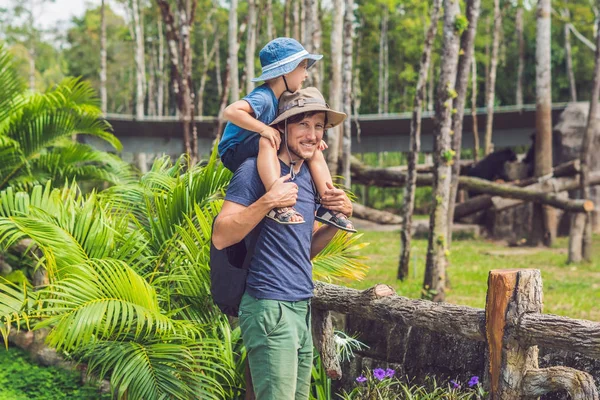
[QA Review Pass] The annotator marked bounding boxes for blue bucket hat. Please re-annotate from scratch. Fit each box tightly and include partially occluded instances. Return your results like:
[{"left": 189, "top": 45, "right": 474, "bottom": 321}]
[{"left": 252, "top": 37, "right": 323, "bottom": 83}]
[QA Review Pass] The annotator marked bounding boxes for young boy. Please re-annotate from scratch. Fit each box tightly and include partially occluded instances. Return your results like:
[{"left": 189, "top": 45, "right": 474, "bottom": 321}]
[{"left": 218, "top": 37, "right": 355, "bottom": 233}]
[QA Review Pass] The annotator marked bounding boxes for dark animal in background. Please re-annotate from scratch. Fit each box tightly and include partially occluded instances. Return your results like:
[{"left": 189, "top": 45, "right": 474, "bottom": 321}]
[{"left": 467, "top": 148, "right": 518, "bottom": 182}]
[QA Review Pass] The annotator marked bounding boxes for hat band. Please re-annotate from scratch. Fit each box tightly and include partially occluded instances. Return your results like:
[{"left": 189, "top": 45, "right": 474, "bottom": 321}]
[
  {"left": 279, "top": 98, "right": 327, "bottom": 113},
  {"left": 262, "top": 50, "right": 309, "bottom": 73}
]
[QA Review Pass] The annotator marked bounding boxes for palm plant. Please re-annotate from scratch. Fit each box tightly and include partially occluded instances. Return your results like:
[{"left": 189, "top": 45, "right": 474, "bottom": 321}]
[
  {"left": 0, "top": 44, "right": 134, "bottom": 191},
  {"left": 0, "top": 149, "right": 369, "bottom": 399}
]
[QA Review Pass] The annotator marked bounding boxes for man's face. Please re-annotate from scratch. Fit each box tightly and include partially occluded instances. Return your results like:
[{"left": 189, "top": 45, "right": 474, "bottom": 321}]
[{"left": 284, "top": 112, "right": 326, "bottom": 160}]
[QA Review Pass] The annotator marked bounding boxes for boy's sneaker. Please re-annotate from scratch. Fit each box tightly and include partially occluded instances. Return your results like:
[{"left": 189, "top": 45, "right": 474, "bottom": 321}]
[
  {"left": 315, "top": 207, "right": 357, "bottom": 233},
  {"left": 266, "top": 207, "right": 305, "bottom": 225}
]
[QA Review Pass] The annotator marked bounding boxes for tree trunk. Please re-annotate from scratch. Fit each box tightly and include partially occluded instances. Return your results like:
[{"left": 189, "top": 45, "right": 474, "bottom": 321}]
[
  {"left": 132, "top": 0, "right": 146, "bottom": 119},
  {"left": 398, "top": 0, "right": 442, "bottom": 281},
  {"left": 156, "top": 0, "right": 198, "bottom": 162},
  {"left": 327, "top": 0, "right": 344, "bottom": 176},
  {"left": 312, "top": 1, "right": 321, "bottom": 91},
  {"left": 471, "top": 56, "right": 480, "bottom": 162},
  {"left": 28, "top": 2, "right": 35, "bottom": 91},
  {"left": 484, "top": 0, "right": 501, "bottom": 155},
  {"left": 266, "top": 0, "right": 274, "bottom": 40},
  {"left": 427, "top": 59, "right": 435, "bottom": 112},
  {"left": 228, "top": 0, "right": 239, "bottom": 102},
  {"left": 447, "top": 0, "right": 481, "bottom": 245},
  {"left": 301, "top": 0, "right": 307, "bottom": 44},
  {"left": 100, "top": 0, "right": 107, "bottom": 114},
  {"left": 284, "top": 0, "right": 291, "bottom": 37},
  {"left": 216, "top": 37, "right": 222, "bottom": 99},
  {"left": 531, "top": 0, "right": 555, "bottom": 247},
  {"left": 423, "top": 0, "right": 461, "bottom": 302},
  {"left": 148, "top": 43, "right": 157, "bottom": 116},
  {"left": 157, "top": 18, "right": 165, "bottom": 117},
  {"left": 516, "top": 0, "right": 525, "bottom": 108},
  {"left": 569, "top": 13, "right": 600, "bottom": 263},
  {"left": 340, "top": 0, "right": 354, "bottom": 188},
  {"left": 198, "top": 34, "right": 219, "bottom": 117},
  {"left": 563, "top": 6, "right": 578, "bottom": 102},
  {"left": 245, "top": 0, "right": 257, "bottom": 94},
  {"left": 293, "top": 0, "right": 300, "bottom": 41},
  {"left": 378, "top": 7, "right": 389, "bottom": 115}
]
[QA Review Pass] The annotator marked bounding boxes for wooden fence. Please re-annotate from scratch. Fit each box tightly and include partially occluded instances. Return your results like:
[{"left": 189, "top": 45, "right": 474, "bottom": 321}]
[{"left": 312, "top": 269, "right": 600, "bottom": 399}]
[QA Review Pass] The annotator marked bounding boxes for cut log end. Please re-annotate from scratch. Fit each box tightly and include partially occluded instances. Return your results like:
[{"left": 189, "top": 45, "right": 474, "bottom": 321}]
[
  {"left": 363, "top": 284, "right": 396, "bottom": 300},
  {"left": 583, "top": 200, "right": 595, "bottom": 212}
]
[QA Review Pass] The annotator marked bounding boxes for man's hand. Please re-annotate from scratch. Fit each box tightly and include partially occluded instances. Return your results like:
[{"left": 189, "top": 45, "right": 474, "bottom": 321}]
[
  {"left": 265, "top": 174, "right": 299, "bottom": 208},
  {"left": 320, "top": 182, "right": 353, "bottom": 216},
  {"left": 259, "top": 126, "right": 282, "bottom": 149}
]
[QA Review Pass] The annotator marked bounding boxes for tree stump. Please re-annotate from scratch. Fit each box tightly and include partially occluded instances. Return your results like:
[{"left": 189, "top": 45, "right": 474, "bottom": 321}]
[{"left": 486, "top": 269, "right": 599, "bottom": 399}]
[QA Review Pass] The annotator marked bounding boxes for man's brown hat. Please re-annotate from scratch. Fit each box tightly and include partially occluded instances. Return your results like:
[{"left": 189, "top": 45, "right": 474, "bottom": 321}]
[{"left": 270, "top": 87, "right": 346, "bottom": 129}]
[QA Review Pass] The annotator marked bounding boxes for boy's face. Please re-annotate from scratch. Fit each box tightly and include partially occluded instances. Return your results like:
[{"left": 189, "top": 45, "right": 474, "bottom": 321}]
[{"left": 284, "top": 60, "right": 309, "bottom": 92}]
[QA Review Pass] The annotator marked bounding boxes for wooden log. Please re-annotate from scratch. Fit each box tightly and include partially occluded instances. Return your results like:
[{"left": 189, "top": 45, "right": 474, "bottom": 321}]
[
  {"left": 311, "top": 309, "right": 342, "bottom": 380},
  {"left": 312, "top": 282, "right": 486, "bottom": 342},
  {"left": 454, "top": 195, "right": 493, "bottom": 220},
  {"left": 352, "top": 203, "right": 402, "bottom": 224},
  {"left": 514, "top": 159, "right": 581, "bottom": 187},
  {"left": 516, "top": 313, "right": 600, "bottom": 360},
  {"left": 485, "top": 269, "right": 543, "bottom": 399},
  {"left": 522, "top": 366, "right": 599, "bottom": 399},
  {"left": 351, "top": 158, "right": 595, "bottom": 212}
]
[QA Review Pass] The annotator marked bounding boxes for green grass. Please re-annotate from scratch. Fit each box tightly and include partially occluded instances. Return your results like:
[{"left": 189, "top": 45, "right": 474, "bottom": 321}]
[
  {"left": 346, "top": 230, "right": 600, "bottom": 321},
  {"left": 0, "top": 346, "right": 110, "bottom": 400}
]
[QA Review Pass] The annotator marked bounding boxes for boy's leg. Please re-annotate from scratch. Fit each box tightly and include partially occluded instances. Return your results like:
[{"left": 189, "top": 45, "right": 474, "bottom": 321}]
[
  {"left": 258, "top": 137, "right": 304, "bottom": 224},
  {"left": 239, "top": 294, "right": 299, "bottom": 400},
  {"left": 307, "top": 150, "right": 356, "bottom": 233}
]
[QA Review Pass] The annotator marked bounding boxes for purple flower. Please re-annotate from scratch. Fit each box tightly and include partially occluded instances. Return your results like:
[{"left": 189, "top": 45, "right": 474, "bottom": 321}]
[
  {"left": 385, "top": 368, "right": 395, "bottom": 378},
  {"left": 373, "top": 368, "right": 386, "bottom": 381},
  {"left": 356, "top": 375, "right": 367, "bottom": 383},
  {"left": 468, "top": 376, "right": 480, "bottom": 387},
  {"left": 450, "top": 380, "right": 461, "bottom": 389}
]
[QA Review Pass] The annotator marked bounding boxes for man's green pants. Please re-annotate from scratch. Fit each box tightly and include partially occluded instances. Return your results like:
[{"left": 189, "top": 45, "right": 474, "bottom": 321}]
[{"left": 239, "top": 292, "right": 313, "bottom": 400}]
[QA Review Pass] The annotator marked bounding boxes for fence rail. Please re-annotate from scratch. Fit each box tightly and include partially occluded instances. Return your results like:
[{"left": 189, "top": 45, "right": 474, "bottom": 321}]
[{"left": 312, "top": 269, "right": 600, "bottom": 399}]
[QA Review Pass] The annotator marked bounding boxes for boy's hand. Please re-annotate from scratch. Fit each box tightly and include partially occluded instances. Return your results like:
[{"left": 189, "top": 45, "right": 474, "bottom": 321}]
[
  {"left": 318, "top": 140, "right": 328, "bottom": 151},
  {"left": 259, "top": 127, "right": 282, "bottom": 149}
]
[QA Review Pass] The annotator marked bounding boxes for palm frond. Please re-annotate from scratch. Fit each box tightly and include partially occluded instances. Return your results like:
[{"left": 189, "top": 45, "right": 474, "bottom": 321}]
[
  {"left": 312, "top": 231, "right": 370, "bottom": 282},
  {"left": 0, "top": 45, "right": 26, "bottom": 124},
  {"left": 0, "top": 277, "right": 37, "bottom": 347}
]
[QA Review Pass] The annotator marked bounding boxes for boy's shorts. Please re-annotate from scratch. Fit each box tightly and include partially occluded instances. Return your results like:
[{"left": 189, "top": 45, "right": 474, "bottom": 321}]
[{"left": 221, "top": 134, "right": 261, "bottom": 172}]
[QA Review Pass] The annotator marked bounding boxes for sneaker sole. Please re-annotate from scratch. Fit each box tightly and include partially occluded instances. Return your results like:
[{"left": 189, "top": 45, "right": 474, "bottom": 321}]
[
  {"left": 265, "top": 214, "right": 305, "bottom": 225},
  {"left": 315, "top": 213, "right": 357, "bottom": 233}
]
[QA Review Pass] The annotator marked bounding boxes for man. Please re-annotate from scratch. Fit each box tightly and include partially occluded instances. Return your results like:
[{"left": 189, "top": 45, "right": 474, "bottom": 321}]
[{"left": 212, "top": 87, "right": 353, "bottom": 400}]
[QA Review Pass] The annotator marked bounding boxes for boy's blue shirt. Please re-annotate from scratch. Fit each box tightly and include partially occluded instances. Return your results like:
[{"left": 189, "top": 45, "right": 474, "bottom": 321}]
[{"left": 218, "top": 84, "right": 279, "bottom": 157}]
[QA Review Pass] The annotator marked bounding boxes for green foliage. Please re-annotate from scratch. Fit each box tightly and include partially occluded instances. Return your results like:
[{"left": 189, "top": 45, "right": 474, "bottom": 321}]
[
  {"left": 0, "top": 346, "right": 110, "bottom": 400},
  {"left": 454, "top": 14, "right": 469, "bottom": 35},
  {"left": 0, "top": 45, "right": 135, "bottom": 191}
]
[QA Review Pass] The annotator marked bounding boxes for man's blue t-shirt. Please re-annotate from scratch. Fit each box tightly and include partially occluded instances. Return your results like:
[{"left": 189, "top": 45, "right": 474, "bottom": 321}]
[
  {"left": 225, "top": 157, "right": 318, "bottom": 301},
  {"left": 218, "top": 84, "right": 278, "bottom": 157}
]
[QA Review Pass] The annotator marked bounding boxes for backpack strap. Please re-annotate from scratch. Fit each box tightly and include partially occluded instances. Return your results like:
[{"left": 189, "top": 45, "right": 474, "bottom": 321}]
[{"left": 242, "top": 220, "right": 264, "bottom": 269}]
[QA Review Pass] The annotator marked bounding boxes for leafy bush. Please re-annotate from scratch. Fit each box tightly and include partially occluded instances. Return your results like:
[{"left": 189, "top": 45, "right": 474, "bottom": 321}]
[{"left": 0, "top": 346, "right": 110, "bottom": 400}]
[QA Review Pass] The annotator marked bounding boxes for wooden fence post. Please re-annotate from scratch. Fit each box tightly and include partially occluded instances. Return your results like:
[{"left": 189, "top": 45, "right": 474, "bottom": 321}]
[
  {"left": 312, "top": 309, "right": 342, "bottom": 379},
  {"left": 486, "top": 269, "right": 599, "bottom": 400}
]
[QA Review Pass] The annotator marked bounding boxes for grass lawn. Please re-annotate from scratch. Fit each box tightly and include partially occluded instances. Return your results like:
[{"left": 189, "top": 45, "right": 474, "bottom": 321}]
[{"left": 344, "top": 229, "right": 600, "bottom": 322}]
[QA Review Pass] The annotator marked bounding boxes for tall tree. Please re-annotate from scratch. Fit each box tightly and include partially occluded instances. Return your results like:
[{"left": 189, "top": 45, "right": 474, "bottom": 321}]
[
  {"left": 515, "top": 0, "right": 525, "bottom": 108},
  {"left": 340, "top": 0, "right": 354, "bottom": 188},
  {"left": 198, "top": 28, "right": 220, "bottom": 117},
  {"left": 284, "top": 0, "right": 291, "bottom": 37},
  {"left": 326, "top": 0, "right": 344, "bottom": 176},
  {"left": 245, "top": 0, "right": 257, "bottom": 94},
  {"left": 157, "top": 18, "right": 165, "bottom": 116},
  {"left": 422, "top": 0, "right": 461, "bottom": 302},
  {"left": 378, "top": 6, "right": 389, "bottom": 114},
  {"left": 129, "top": 0, "right": 146, "bottom": 119},
  {"left": 472, "top": 56, "right": 480, "bottom": 162},
  {"left": 447, "top": 0, "right": 481, "bottom": 245},
  {"left": 100, "top": 0, "right": 107, "bottom": 114},
  {"left": 562, "top": 5, "right": 578, "bottom": 102},
  {"left": 156, "top": 0, "right": 199, "bottom": 162},
  {"left": 397, "top": 0, "right": 442, "bottom": 281},
  {"left": 569, "top": 6, "right": 600, "bottom": 263},
  {"left": 531, "top": 0, "right": 556, "bottom": 247},
  {"left": 228, "top": 0, "right": 239, "bottom": 102},
  {"left": 293, "top": 0, "right": 300, "bottom": 40},
  {"left": 484, "top": 0, "right": 502, "bottom": 155},
  {"left": 266, "top": 0, "right": 274, "bottom": 40}
]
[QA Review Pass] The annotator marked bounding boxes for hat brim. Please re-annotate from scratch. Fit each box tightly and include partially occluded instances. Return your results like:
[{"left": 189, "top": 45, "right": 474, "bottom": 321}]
[
  {"left": 251, "top": 54, "right": 323, "bottom": 83},
  {"left": 269, "top": 104, "right": 346, "bottom": 129}
]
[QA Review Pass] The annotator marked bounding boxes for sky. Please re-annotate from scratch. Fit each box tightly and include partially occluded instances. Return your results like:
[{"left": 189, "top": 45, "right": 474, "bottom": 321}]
[{"left": 0, "top": 0, "right": 126, "bottom": 32}]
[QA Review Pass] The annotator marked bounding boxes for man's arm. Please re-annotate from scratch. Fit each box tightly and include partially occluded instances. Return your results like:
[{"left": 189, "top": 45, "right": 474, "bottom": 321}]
[
  {"left": 222, "top": 100, "right": 281, "bottom": 149},
  {"left": 212, "top": 174, "right": 298, "bottom": 250},
  {"left": 310, "top": 182, "right": 354, "bottom": 258}
]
